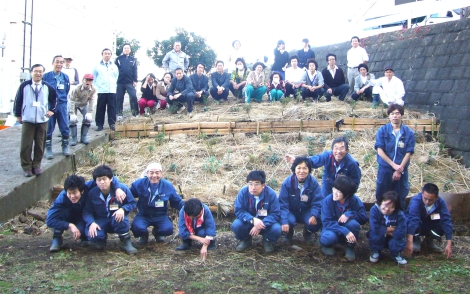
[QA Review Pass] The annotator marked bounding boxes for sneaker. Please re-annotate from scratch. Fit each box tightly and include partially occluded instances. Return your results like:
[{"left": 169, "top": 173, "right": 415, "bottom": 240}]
[
  {"left": 32, "top": 167, "right": 42, "bottom": 175},
  {"left": 369, "top": 251, "right": 380, "bottom": 263},
  {"left": 176, "top": 105, "right": 186, "bottom": 114},
  {"left": 95, "top": 126, "right": 103, "bottom": 131},
  {"left": 155, "top": 101, "right": 161, "bottom": 110},
  {"left": 24, "top": 170, "right": 33, "bottom": 177},
  {"left": 187, "top": 112, "right": 192, "bottom": 118},
  {"left": 144, "top": 107, "right": 150, "bottom": 117},
  {"left": 117, "top": 116, "right": 123, "bottom": 122},
  {"left": 393, "top": 254, "right": 408, "bottom": 265},
  {"left": 166, "top": 103, "right": 170, "bottom": 109}
]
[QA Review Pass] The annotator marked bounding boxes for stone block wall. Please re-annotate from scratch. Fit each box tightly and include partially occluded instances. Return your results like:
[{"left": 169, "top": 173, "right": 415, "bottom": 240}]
[{"left": 311, "top": 19, "right": 470, "bottom": 166}]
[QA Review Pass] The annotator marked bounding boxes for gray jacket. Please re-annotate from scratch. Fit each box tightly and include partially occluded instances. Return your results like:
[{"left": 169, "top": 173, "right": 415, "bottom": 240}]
[
  {"left": 14, "top": 80, "right": 57, "bottom": 124},
  {"left": 162, "top": 50, "right": 189, "bottom": 72}
]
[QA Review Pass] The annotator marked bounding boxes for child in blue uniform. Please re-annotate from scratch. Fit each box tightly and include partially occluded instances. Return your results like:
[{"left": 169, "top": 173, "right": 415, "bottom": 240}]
[
  {"left": 177, "top": 198, "right": 217, "bottom": 261},
  {"left": 320, "top": 175, "right": 367, "bottom": 261},
  {"left": 368, "top": 191, "right": 407, "bottom": 264}
]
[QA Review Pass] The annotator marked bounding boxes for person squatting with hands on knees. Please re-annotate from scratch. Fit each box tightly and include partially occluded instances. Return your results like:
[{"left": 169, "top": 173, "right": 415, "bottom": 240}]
[
  {"left": 232, "top": 170, "right": 282, "bottom": 253},
  {"left": 82, "top": 165, "right": 137, "bottom": 255},
  {"left": 279, "top": 156, "right": 323, "bottom": 244},
  {"left": 130, "top": 162, "right": 184, "bottom": 246}
]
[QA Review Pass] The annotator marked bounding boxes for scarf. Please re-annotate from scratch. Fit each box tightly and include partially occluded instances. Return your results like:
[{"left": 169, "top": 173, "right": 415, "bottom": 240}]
[{"left": 184, "top": 209, "right": 204, "bottom": 235}]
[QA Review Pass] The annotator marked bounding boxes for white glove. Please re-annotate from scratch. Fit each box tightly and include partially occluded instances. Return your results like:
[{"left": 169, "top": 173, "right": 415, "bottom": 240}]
[
  {"left": 84, "top": 113, "right": 93, "bottom": 123},
  {"left": 70, "top": 114, "right": 78, "bottom": 124}
]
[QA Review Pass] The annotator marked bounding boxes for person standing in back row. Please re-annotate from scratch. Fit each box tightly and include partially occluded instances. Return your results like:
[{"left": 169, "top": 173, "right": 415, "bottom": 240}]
[
  {"left": 14, "top": 64, "right": 56, "bottom": 177},
  {"left": 43, "top": 55, "right": 71, "bottom": 158},
  {"left": 347, "top": 36, "right": 368, "bottom": 94},
  {"left": 115, "top": 43, "right": 138, "bottom": 119},
  {"left": 93, "top": 48, "right": 119, "bottom": 131}
]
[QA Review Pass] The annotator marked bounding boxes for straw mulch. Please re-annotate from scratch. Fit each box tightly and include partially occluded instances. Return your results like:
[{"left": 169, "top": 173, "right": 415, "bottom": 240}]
[{"left": 76, "top": 97, "right": 470, "bottom": 213}]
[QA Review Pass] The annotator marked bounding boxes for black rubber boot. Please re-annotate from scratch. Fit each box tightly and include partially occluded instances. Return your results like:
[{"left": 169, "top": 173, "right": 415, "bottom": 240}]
[
  {"left": 69, "top": 125, "right": 77, "bottom": 146},
  {"left": 80, "top": 124, "right": 90, "bottom": 145},
  {"left": 61, "top": 139, "right": 71, "bottom": 157},
  {"left": 49, "top": 230, "right": 63, "bottom": 252},
  {"left": 139, "top": 232, "right": 149, "bottom": 246},
  {"left": 119, "top": 233, "right": 137, "bottom": 255},
  {"left": 236, "top": 236, "right": 252, "bottom": 252},
  {"left": 152, "top": 227, "right": 166, "bottom": 243},
  {"left": 176, "top": 239, "right": 192, "bottom": 251},
  {"left": 45, "top": 139, "right": 53, "bottom": 159},
  {"left": 208, "top": 239, "right": 216, "bottom": 250}
]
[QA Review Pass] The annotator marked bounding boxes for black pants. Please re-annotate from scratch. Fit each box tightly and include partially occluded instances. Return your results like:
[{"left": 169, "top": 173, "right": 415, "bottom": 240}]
[{"left": 95, "top": 93, "right": 116, "bottom": 130}]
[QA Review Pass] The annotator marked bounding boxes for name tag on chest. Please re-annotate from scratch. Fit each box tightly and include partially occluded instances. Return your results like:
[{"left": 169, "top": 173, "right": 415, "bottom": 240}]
[
  {"left": 109, "top": 204, "right": 119, "bottom": 211},
  {"left": 430, "top": 213, "right": 440, "bottom": 220},
  {"left": 301, "top": 195, "right": 309, "bottom": 202},
  {"left": 155, "top": 200, "right": 164, "bottom": 207},
  {"left": 57, "top": 84, "right": 65, "bottom": 90},
  {"left": 398, "top": 141, "right": 405, "bottom": 148},
  {"left": 258, "top": 209, "right": 267, "bottom": 217}
]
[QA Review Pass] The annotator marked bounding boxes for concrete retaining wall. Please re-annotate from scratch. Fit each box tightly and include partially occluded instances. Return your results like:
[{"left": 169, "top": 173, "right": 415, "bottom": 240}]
[
  {"left": 311, "top": 19, "right": 470, "bottom": 166},
  {"left": 0, "top": 126, "right": 109, "bottom": 223}
]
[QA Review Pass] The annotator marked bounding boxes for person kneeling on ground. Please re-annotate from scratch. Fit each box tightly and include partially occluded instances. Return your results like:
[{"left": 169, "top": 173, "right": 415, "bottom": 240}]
[
  {"left": 320, "top": 175, "right": 367, "bottom": 261},
  {"left": 46, "top": 174, "right": 127, "bottom": 252},
  {"left": 267, "top": 71, "right": 286, "bottom": 102},
  {"left": 83, "top": 165, "right": 138, "bottom": 255},
  {"left": 68, "top": 73, "right": 96, "bottom": 145},
  {"left": 368, "top": 191, "right": 407, "bottom": 265},
  {"left": 245, "top": 62, "right": 267, "bottom": 103},
  {"left": 279, "top": 156, "right": 323, "bottom": 244},
  {"left": 405, "top": 183, "right": 453, "bottom": 259},
  {"left": 130, "top": 163, "right": 183, "bottom": 246},
  {"left": 177, "top": 198, "right": 217, "bottom": 261},
  {"left": 232, "top": 170, "right": 281, "bottom": 253}
]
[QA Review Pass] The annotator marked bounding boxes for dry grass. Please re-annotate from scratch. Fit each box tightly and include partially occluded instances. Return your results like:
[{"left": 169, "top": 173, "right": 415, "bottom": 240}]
[{"left": 77, "top": 96, "right": 470, "bottom": 210}]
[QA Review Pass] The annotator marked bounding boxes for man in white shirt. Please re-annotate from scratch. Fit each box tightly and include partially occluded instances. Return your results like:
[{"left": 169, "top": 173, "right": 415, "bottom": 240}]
[
  {"left": 347, "top": 36, "right": 369, "bottom": 94},
  {"left": 372, "top": 65, "right": 406, "bottom": 107},
  {"left": 284, "top": 56, "right": 306, "bottom": 98}
]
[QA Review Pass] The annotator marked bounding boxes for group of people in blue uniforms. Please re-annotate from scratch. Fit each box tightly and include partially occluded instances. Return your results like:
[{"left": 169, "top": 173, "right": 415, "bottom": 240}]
[{"left": 46, "top": 103, "right": 454, "bottom": 264}]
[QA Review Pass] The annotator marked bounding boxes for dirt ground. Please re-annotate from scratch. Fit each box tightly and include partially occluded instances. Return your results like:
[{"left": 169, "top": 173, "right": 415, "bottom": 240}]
[{"left": 1, "top": 209, "right": 470, "bottom": 293}]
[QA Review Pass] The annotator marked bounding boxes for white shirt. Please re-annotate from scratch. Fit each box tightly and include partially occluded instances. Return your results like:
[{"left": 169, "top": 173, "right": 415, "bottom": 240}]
[
  {"left": 285, "top": 67, "right": 305, "bottom": 84},
  {"left": 328, "top": 65, "right": 338, "bottom": 79},
  {"left": 374, "top": 76, "right": 406, "bottom": 104},
  {"left": 347, "top": 46, "right": 369, "bottom": 67}
]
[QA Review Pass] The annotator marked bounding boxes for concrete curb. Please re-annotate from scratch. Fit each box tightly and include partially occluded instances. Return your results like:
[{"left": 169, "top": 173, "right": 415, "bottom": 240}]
[{"left": 0, "top": 129, "right": 109, "bottom": 222}]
